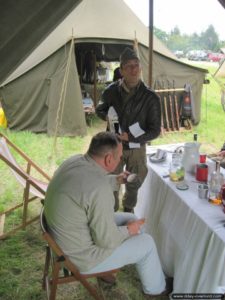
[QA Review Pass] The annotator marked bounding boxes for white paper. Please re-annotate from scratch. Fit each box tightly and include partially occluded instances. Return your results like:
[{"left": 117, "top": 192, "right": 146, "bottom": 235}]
[
  {"left": 108, "top": 106, "right": 119, "bottom": 133},
  {"left": 129, "top": 142, "right": 140, "bottom": 149},
  {"left": 129, "top": 122, "right": 145, "bottom": 138},
  {"left": 108, "top": 106, "right": 118, "bottom": 121}
]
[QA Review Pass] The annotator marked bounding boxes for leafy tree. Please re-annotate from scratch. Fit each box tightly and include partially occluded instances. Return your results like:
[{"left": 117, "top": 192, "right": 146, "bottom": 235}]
[
  {"left": 170, "top": 26, "right": 181, "bottom": 36},
  {"left": 190, "top": 33, "right": 201, "bottom": 50},
  {"left": 200, "top": 25, "right": 220, "bottom": 51},
  {"left": 154, "top": 24, "right": 222, "bottom": 53},
  {"left": 153, "top": 28, "right": 168, "bottom": 44},
  {"left": 167, "top": 34, "right": 183, "bottom": 51}
]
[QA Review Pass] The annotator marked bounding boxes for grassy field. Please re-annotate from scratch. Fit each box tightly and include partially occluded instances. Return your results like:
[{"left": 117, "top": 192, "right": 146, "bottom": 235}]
[{"left": 0, "top": 62, "right": 225, "bottom": 300}]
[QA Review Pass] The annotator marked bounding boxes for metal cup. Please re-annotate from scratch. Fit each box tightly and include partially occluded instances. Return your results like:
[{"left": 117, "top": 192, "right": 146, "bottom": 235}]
[{"left": 198, "top": 184, "right": 208, "bottom": 199}]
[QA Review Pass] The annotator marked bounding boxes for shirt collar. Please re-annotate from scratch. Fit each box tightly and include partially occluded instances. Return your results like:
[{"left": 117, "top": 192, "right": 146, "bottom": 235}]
[
  {"left": 120, "top": 78, "right": 141, "bottom": 93},
  {"left": 84, "top": 153, "right": 108, "bottom": 175}
]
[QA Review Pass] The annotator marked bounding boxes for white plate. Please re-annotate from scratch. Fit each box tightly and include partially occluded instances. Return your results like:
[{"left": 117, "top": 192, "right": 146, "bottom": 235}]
[
  {"left": 176, "top": 182, "right": 189, "bottom": 190},
  {"left": 149, "top": 153, "right": 166, "bottom": 163}
]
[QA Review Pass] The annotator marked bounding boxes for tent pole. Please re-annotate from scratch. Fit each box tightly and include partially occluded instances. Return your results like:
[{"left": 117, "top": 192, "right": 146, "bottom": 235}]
[
  {"left": 148, "top": 0, "right": 154, "bottom": 88},
  {"left": 93, "top": 52, "right": 97, "bottom": 107},
  {"left": 80, "top": 53, "right": 83, "bottom": 84}
]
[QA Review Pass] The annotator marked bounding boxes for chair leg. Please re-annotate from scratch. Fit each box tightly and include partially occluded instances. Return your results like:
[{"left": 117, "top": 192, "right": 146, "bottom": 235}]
[
  {"left": 22, "top": 184, "right": 30, "bottom": 228},
  {"left": 96, "top": 278, "right": 106, "bottom": 300},
  {"left": 22, "top": 201, "right": 28, "bottom": 228},
  {"left": 78, "top": 276, "right": 104, "bottom": 300},
  {"left": 49, "top": 262, "right": 61, "bottom": 300},
  {"left": 43, "top": 246, "right": 51, "bottom": 290},
  {"left": 0, "top": 214, "right": 5, "bottom": 237}
]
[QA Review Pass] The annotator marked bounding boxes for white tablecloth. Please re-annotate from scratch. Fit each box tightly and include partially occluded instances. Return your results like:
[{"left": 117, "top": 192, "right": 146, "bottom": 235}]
[{"left": 135, "top": 144, "right": 225, "bottom": 294}]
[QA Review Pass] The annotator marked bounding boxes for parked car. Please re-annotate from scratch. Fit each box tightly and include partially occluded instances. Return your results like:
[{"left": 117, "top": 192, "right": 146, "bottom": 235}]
[
  {"left": 197, "top": 50, "right": 208, "bottom": 61},
  {"left": 186, "top": 50, "right": 208, "bottom": 61},
  {"left": 174, "top": 50, "right": 185, "bottom": 59},
  {"left": 207, "top": 52, "right": 225, "bottom": 62}
]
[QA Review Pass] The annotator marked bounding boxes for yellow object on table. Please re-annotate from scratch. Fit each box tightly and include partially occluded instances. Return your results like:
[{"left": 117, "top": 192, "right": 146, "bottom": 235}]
[{"left": 0, "top": 108, "right": 7, "bottom": 128}]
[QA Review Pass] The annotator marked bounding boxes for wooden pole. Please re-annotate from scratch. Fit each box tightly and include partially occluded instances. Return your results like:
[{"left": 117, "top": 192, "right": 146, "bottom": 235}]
[
  {"left": 148, "top": 0, "right": 153, "bottom": 88},
  {"left": 80, "top": 54, "right": 83, "bottom": 84},
  {"left": 93, "top": 52, "right": 97, "bottom": 107}
]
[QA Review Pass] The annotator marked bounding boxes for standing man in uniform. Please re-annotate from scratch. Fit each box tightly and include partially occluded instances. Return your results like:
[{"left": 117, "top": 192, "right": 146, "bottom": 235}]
[{"left": 96, "top": 47, "right": 161, "bottom": 212}]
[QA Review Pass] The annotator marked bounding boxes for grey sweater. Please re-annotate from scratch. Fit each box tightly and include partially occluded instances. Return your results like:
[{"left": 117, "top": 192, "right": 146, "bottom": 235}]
[{"left": 44, "top": 154, "right": 129, "bottom": 272}]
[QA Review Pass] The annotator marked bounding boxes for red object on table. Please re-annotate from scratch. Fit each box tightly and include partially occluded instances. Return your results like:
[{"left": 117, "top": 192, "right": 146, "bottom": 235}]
[
  {"left": 196, "top": 163, "right": 208, "bottom": 182},
  {"left": 199, "top": 154, "right": 207, "bottom": 163}
]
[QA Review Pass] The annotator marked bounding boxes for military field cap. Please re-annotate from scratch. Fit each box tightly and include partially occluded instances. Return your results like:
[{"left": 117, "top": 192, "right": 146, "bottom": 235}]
[{"left": 120, "top": 47, "right": 139, "bottom": 65}]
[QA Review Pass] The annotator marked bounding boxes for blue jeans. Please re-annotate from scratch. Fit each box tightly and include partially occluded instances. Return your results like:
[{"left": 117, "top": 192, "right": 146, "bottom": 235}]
[{"left": 82, "top": 212, "right": 166, "bottom": 295}]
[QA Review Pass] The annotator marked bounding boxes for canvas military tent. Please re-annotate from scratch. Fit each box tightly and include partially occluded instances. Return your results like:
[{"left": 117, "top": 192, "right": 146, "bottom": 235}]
[
  {"left": 0, "top": 0, "right": 208, "bottom": 136},
  {"left": 214, "top": 58, "right": 225, "bottom": 78},
  {"left": 0, "top": 0, "right": 86, "bottom": 136}
]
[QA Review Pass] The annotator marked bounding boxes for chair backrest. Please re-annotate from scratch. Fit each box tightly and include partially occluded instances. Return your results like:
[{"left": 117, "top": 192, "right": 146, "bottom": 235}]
[
  {"left": 40, "top": 207, "right": 119, "bottom": 300},
  {"left": 40, "top": 207, "right": 81, "bottom": 274},
  {"left": 0, "top": 136, "right": 48, "bottom": 198},
  {"left": 0, "top": 134, "right": 51, "bottom": 239}
]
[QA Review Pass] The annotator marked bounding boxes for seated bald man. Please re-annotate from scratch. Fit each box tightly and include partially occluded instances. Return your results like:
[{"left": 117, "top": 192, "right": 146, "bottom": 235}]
[{"left": 44, "top": 132, "right": 172, "bottom": 297}]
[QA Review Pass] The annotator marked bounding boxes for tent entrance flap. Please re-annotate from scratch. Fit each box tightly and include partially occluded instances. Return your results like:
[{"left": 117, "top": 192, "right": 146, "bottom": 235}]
[{"left": 47, "top": 43, "right": 87, "bottom": 136}]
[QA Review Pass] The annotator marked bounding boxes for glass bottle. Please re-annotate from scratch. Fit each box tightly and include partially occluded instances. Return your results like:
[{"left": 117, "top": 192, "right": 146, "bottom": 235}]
[
  {"left": 169, "top": 153, "right": 185, "bottom": 182},
  {"left": 208, "top": 161, "right": 224, "bottom": 205},
  {"left": 193, "top": 133, "right": 198, "bottom": 142}
]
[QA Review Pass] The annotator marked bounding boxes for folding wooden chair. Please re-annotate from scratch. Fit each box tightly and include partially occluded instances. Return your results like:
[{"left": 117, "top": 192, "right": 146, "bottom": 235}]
[
  {"left": 40, "top": 207, "right": 120, "bottom": 300},
  {"left": 0, "top": 133, "right": 50, "bottom": 239}
]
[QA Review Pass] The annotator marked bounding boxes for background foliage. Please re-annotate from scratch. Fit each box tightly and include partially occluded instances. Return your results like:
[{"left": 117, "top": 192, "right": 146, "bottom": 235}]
[{"left": 154, "top": 24, "right": 224, "bottom": 52}]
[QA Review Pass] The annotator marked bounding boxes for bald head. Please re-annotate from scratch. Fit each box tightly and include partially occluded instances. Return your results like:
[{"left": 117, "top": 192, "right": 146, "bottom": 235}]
[
  {"left": 87, "top": 132, "right": 122, "bottom": 172},
  {"left": 87, "top": 132, "right": 121, "bottom": 158}
]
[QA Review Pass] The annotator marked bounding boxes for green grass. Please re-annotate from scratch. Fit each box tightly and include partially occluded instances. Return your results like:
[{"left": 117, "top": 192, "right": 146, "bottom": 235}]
[{"left": 0, "top": 63, "right": 225, "bottom": 299}]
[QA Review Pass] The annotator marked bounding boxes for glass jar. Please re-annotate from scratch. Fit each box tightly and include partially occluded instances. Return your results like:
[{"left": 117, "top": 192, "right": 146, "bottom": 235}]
[
  {"left": 208, "top": 161, "right": 224, "bottom": 205},
  {"left": 169, "top": 153, "right": 185, "bottom": 182}
]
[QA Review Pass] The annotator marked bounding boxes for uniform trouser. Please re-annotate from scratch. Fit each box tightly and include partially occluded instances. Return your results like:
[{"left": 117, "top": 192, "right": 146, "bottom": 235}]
[
  {"left": 113, "top": 144, "right": 148, "bottom": 211},
  {"left": 82, "top": 212, "right": 166, "bottom": 295}
]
